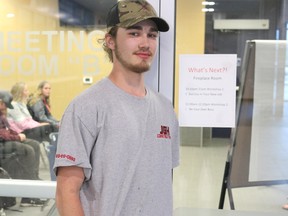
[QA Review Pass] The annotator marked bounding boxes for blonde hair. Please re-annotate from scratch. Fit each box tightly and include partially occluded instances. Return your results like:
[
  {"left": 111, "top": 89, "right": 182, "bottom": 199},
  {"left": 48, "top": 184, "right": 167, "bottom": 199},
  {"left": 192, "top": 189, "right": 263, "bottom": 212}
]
[
  {"left": 10, "top": 82, "right": 27, "bottom": 103},
  {"left": 28, "top": 80, "right": 50, "bottom": 106}
]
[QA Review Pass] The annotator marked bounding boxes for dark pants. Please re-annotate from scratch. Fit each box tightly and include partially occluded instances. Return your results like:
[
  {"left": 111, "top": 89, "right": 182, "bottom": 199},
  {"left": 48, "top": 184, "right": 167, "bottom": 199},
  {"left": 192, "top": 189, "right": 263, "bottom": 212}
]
[
  {"left": 0, "top": 139, "right": 40, "bottom": 180},
  {"left": 23, "top": 125, "right": 53, "bottom": 143}
]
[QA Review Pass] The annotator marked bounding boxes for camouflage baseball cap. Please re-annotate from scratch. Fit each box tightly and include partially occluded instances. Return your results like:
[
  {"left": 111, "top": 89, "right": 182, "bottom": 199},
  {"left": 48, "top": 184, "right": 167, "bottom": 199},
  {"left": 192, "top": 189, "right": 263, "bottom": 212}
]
[{"left": 106, "top": 0, "right": 169, "bottom": 32}]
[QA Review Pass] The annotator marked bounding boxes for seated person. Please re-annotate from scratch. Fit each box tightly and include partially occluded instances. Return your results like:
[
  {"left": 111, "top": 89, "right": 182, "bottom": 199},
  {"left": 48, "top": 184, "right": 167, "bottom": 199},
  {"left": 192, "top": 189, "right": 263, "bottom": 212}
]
[
  {"left": 0, "top": 90, "right": 45, "bottom": 206},
  {"left": 6, "top": 82, "right": 55, "bottom": 144},
  {"left": 7, "top": 82, "right": 57, "bottom": 181},
  {"left": 28, "top": 81, "right": 59, "bottom": 181},
  {"left": 28, "top": 81, "right": 59, "bottom": 128},
  {"left": 7, "top": 82, "right": 49, "bottom": 134}
]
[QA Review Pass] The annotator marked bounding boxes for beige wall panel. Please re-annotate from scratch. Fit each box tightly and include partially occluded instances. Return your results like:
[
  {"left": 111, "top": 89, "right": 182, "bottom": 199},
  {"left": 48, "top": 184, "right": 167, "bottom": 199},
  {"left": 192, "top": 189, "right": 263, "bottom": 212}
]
[
  {"left": 0, "top": 0, "right": 112, "bottom": 119},
  {"left": 175, "top": 0, "right": 205, "bottom": 113}
]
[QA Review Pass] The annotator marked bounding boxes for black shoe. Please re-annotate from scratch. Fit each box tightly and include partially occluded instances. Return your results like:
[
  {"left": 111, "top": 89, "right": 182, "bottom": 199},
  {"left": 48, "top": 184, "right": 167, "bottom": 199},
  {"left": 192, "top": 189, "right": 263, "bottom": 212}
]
[{"left": 20, "top": 198, "right": 46, "bottom": 207}]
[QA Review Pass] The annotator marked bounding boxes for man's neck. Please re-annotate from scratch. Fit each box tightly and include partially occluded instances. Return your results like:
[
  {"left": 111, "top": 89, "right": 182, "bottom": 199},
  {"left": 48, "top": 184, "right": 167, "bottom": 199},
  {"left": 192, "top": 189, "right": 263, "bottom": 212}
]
[{"left": 108, "top": 68, "right": 146, "bottom": 97}]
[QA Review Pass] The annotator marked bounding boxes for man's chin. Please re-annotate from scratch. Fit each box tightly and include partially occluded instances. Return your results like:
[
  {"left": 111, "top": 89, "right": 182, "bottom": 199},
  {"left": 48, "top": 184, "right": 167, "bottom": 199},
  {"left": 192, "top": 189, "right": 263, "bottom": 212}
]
[
  {"left": 133, "top": 67, "right": 151, "bottom": 73},
  {"left": 131, "top": 62, "right": 151, "bottom": 73}
]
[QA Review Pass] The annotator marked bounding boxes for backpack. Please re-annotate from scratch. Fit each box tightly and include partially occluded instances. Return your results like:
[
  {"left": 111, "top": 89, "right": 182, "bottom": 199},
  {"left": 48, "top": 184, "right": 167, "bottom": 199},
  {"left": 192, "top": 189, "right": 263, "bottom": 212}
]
[{"left": 0, "top": 167, "right": 16, "bottom": 209}]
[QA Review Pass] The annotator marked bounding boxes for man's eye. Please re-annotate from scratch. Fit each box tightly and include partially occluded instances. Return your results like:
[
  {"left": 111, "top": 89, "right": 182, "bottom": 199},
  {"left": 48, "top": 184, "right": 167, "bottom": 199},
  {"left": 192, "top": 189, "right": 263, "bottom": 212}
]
[
  {"left": 149, "top": 33, "right": 158, "bottom": 39},
  {"left": 129, "top": 32, "right": 139, "bottom": 36}
]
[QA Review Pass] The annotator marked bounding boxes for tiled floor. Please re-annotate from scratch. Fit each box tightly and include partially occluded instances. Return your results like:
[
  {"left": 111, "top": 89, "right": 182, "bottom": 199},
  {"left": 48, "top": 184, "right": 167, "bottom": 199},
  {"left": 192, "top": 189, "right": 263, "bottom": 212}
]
[
  {"left": 3, "top": 199, "right": 57, "bottom": 216},
  {"left": 173, "top": 138, "right": 288, "bottom": 214},
  {"left": 2, "top": 138, "right": 288, "bottom": 215}
]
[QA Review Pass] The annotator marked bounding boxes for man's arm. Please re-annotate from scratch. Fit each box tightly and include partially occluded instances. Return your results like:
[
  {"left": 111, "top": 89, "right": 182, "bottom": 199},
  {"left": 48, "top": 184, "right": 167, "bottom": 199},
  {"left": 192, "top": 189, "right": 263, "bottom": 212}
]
[{"left": 56, "top": 166, "right": 85, "bottom": 216}]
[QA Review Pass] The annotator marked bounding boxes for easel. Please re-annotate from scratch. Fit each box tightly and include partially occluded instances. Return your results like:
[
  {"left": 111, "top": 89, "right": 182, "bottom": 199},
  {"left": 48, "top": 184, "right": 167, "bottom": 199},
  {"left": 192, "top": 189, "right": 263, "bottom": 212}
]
[
  {"left": 218, "top": 40, "right": 288, "bottom": 210},
  {"left": 218, "top": 135, "right": 238, "bottom": 209},
  {"left": 217, "top": 40, "right": 253, "bottom": 210}
]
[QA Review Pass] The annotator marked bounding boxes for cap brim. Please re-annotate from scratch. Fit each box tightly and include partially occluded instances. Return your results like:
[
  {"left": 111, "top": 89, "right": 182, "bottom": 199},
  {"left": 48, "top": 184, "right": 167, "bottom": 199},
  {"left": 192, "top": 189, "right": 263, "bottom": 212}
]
[
  {"left": 149, "top": 17, "right": 169, "bottom": 32},
  {"left": 6, "top": 103, "right": 13, "bottom": 109}
]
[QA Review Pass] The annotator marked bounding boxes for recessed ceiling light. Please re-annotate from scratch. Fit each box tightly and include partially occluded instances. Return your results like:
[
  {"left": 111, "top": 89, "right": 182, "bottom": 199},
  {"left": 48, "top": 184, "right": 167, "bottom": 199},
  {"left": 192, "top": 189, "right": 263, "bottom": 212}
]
[
  {"left": 202, "top": 1, "right": 215, "bottom": 6},
  {"left": 6, "top": 13, "right": 15, "bottom": 18},
  {"left": 202, "top": 8, "right": 215, "bottom": 12}
]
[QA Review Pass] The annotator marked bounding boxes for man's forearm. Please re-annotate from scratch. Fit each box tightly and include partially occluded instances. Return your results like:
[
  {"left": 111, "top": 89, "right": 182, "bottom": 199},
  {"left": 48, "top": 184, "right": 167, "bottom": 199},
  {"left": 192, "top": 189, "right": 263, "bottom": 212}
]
[{"left": 56, "top": 190, "right": 84, "bottom": 216}]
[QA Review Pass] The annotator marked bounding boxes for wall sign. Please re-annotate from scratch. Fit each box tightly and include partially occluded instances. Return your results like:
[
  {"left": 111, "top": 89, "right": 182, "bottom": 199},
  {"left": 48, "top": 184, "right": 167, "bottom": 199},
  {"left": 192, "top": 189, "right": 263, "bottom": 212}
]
[{"left": 179, "top": 54, "right": 237, "bottom": 127}]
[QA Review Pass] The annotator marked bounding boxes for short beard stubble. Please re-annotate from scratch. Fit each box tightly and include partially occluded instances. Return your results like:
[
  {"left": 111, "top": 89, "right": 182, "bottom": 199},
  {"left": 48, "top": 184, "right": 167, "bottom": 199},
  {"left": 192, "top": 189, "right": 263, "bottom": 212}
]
[{"left": 114, "top": 44, "right": 152, "bottom": 74}]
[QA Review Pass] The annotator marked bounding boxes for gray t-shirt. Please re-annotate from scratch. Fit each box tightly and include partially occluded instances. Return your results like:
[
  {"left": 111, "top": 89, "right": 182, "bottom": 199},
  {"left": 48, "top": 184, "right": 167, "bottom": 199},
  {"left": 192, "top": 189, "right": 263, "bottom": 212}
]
[{"left": 54, "top": 78, "right": 179, "bottom": 216}]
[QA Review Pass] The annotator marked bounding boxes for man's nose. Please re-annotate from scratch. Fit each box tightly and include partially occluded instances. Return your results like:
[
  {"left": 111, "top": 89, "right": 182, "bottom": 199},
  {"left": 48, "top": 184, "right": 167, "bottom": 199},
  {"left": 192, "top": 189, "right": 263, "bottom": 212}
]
[{"left": 138, "top": 35, "right": 150, "bottom": 48}]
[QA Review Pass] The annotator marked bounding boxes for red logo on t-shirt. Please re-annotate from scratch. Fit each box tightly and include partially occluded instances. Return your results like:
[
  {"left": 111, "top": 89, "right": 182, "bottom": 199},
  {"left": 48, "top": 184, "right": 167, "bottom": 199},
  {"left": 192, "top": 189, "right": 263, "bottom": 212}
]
[
  {"left": 55, "top": 154, "right": 76, "bottom": 162},
  {"left": 157, "top": 125, "right": 171, "bottom": 139}
]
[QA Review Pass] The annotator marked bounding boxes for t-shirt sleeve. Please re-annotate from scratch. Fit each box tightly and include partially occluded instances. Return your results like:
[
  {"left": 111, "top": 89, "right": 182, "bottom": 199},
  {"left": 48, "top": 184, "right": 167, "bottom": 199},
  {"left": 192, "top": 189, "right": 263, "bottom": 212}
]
[{"left": 53, "top": 103, "right": 97, "bottom": 181}]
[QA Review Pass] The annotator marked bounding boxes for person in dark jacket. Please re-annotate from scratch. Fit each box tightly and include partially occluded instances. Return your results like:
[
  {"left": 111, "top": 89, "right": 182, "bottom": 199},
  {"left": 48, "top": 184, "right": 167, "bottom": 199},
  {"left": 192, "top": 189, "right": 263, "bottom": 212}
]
[{"left": 28, "top": 81, "right": 59, "bottom": 128}]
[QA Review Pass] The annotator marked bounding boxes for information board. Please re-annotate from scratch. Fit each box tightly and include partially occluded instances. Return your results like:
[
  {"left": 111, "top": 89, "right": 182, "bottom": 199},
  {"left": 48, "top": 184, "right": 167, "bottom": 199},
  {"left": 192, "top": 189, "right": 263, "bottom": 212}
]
[{"left": 179, "top": 54, "right": 237, "bottom": 127}]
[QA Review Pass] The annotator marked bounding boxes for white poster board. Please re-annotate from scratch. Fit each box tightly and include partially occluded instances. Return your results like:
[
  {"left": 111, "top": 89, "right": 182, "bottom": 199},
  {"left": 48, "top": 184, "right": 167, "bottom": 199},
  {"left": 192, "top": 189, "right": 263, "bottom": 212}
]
[
  {"left": 179, "top": 54, "right": 237, "bottom": 127},
  {"left": 249, "top": 40, "right": 288, "bottom": 181}
]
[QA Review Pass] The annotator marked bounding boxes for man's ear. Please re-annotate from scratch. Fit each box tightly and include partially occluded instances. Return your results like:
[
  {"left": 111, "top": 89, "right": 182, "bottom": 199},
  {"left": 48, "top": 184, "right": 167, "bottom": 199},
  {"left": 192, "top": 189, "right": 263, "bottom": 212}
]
[{"left": 105, "top": 34, "right": 115, "bottom": 50}]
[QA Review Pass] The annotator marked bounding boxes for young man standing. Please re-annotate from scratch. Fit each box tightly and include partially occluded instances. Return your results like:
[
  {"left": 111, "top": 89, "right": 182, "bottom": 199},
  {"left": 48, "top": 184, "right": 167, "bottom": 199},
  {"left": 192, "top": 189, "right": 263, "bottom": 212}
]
[{"left": 54, "top": 1, "right": 179, "bottom": 215}]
